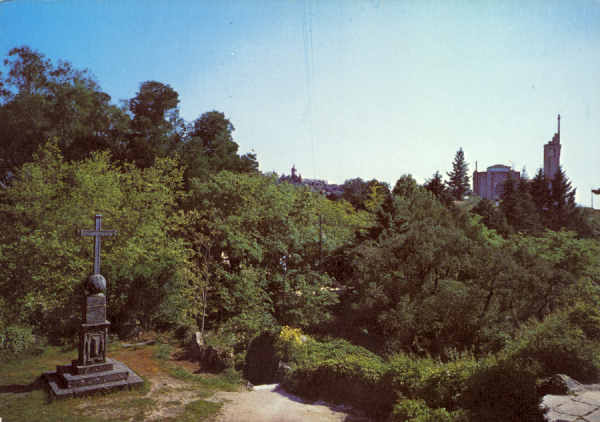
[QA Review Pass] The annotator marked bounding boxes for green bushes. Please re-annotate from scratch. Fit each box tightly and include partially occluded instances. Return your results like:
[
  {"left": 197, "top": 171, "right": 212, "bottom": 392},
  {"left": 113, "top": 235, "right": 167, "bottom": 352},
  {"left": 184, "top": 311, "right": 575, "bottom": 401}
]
[
  {"left": 244, "top": 331, "right": 279, "bottom": 384},
  {"left": 0, "top": 325, "right": 38, "bottom": 358},
  {"left": 389, "top": 399, "right": 466, "bottom": 422},
  {"left": 277, "top": 329, "right": 393, "bottom": 417},
  {"left": 274, "top": 328, "right": 554, "bottom": 421},
  {"left": 461, "top": 361, "right": 546, "bottom": 422},
  {"left": 504, "top": 307, "right": 600, "bottom": 382},
  {"left": 385, "top": 352, "right": 481, "bottom": 411}
]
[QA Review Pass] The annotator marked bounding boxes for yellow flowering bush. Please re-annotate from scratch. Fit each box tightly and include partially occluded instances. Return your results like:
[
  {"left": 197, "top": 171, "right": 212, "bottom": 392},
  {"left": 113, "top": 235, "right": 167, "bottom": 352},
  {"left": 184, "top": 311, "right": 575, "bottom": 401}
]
[{"left": 276, "top": 326, "right": 308, "bottom": 361}]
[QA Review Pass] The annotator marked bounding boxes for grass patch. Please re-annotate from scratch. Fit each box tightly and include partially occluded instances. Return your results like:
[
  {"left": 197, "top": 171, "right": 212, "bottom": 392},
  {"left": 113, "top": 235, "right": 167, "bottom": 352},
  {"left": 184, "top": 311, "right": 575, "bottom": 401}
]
[
  {"left": 153, "top": 343, "right": 173, "bottom": 360},
  {"left": 163, "top": 399, "right": 223, "bottom": 422},
  {"left": 0, "top": 341, "right": 238, "bottom": 421},
  {"left": 166, "top": 364, "right": 241, "bottom": 392}
]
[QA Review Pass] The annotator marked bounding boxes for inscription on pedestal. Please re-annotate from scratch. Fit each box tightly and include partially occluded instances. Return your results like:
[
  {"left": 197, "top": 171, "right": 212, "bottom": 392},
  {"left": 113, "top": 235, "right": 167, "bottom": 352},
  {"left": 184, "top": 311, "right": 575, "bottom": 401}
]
[{"left": 85, "top": 295, "right": 106, "bottom": 323}]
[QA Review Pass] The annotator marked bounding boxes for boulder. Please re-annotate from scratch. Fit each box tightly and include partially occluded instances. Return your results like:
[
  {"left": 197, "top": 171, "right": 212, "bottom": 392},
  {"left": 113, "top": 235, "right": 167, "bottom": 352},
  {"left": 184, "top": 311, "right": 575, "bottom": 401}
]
[
  {"left": 189, "top": 331, "right": 233, "bottom": 371},
  {"left": 539, "top": 374, "right": 585, "bottom": 396}
]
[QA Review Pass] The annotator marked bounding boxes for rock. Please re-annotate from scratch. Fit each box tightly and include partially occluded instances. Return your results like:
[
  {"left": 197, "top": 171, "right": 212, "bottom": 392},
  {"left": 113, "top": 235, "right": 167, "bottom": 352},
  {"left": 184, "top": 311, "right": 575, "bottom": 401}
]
[
  {"left": 539, "top": 374, "right": 585, "bottom": 396},
  {"left": 276, "top": 361, "right": 293, "bottom": 380},
  {"left": 189, "top": 331, "right": 233, "bottom": 371}
]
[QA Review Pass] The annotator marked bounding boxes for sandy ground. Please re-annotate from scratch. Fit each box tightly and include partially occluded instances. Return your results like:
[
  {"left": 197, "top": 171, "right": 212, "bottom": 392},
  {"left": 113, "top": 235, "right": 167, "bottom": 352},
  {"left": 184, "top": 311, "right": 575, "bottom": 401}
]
[{"left": 212, "top": 384, "right": 369, "bottom": 422}]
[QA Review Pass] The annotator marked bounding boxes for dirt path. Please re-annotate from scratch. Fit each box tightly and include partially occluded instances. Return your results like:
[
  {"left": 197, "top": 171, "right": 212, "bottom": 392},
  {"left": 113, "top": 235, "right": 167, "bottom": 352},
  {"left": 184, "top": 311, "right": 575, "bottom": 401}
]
[{"left": 212, "top": 384, "right": 369, "bottom": 422}]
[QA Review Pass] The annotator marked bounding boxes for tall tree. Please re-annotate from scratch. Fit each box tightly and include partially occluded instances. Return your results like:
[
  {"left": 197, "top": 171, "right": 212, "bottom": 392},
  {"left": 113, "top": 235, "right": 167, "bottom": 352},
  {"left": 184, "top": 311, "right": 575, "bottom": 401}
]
[
  {"left": 180, "top": 111, "right": 258, "bottom": 183},
  {"left": 446, "top": 147, "right": 470, "bottom": 200},
  {"left": 0, "top": 46, "right": 128, "bottom": 180},
  {"left": 0, "top": 141, "right": 190, "bottom": 336},
  {"left": 125, "top": 80, "right": 183, "bottom": 167},
  {"left": 530, "top": 168, "right": 550, "bottom": 221},
  {"left": 548, "top": 167, "right": 577, "bottom": 231},
  {"left": 500, "top": 176, "right": 541, "bottom": 234}
]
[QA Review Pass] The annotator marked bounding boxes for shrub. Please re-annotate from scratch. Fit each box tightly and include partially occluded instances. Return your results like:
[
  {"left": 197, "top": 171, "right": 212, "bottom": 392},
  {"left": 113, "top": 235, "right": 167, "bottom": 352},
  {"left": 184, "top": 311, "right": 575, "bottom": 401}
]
[
  {"left": 0, "top": 325, "right": 38, "bottom": 358},
  {"left": 282, "top": 337, "right": 393, "bottom": 418},
  {"left": 504, "top": 308, "right": 600, "bottom": 382},
  {"left": 275, "top": 325, "right": 308, "bottom": 362},
  {"left": 461, "top": 360, "right": 546, "bottom": 422},
  {"left": 389, "top": 399, "right": 466, "bottom": 422},
  {"left": 385, "top": 352, "right": 482, "bottom": 411},
  {"left": 244, "top": 331, "right": 279, "bottom": 384}
]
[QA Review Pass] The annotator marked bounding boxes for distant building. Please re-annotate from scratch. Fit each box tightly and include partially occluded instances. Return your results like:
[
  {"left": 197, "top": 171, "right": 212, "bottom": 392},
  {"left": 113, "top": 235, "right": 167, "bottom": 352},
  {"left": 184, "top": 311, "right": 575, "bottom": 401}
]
[
  {"left": 279, "top": 166, "right": 344, "bottom": 198},
  {"left": 544, "top": 114, "right": 561, "bottom": 181},
  {"left": 473, "top": 114, "right": 562, "bottom": 201},
  {"left": 473, "top": 164, "right": 520, "bottom": 201}
]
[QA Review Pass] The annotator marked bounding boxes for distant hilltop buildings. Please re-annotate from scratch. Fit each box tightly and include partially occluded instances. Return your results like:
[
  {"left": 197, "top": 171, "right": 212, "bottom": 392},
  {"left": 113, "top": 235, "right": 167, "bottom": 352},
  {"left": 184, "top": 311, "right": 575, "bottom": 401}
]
[
  {"left": 279, "top": 165, "right": 344, "bottom": 198},
  {"left": 473, "top": 115, "right": 562, "bottom": 201}
]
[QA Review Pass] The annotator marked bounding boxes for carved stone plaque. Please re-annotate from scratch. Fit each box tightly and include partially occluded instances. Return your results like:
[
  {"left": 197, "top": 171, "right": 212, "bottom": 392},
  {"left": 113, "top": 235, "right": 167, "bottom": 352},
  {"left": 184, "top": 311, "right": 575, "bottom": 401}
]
[{"left": 85, "top": 295, "right": 106, "bottom": 323}]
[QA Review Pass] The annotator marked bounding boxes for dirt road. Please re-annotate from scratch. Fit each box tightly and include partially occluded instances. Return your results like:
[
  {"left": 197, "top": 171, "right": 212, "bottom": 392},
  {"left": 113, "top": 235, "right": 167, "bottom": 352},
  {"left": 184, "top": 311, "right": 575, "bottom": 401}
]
[{"left": 212, "top": 384, "right": 368, "bottom": 422}]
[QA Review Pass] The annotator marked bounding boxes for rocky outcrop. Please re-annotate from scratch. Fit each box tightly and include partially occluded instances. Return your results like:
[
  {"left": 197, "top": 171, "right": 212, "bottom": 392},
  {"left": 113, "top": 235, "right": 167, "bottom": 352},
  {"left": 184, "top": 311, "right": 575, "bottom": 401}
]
[
  {"left": 189, "top": 332, "right": 233, "bottom": 371},
  {"left": 539, "top": 374, "right": 585, "bottom": 396},
  {"left": 541, "top": 375, "right": 600, "bottom": 422}
]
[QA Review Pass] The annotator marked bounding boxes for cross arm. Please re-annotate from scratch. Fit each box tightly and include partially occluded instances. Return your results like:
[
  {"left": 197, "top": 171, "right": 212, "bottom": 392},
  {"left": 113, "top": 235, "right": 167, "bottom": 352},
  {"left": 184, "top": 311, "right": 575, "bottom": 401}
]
[{"left": 80, "top": 230, "right": 117, "bottom": 236}]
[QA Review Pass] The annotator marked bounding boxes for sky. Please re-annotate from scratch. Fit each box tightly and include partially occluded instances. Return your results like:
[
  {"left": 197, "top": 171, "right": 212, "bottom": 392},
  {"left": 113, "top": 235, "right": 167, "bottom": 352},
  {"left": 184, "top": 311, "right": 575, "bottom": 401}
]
[{"left": 1, "top": 0, "right": 599, "bottom": 206}]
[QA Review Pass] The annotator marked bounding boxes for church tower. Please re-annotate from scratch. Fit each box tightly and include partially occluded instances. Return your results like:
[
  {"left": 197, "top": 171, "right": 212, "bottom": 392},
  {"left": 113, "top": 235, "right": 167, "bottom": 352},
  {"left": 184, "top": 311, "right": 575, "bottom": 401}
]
[{"left": 544, "top": 114, "right": 561, "bottom": 181}]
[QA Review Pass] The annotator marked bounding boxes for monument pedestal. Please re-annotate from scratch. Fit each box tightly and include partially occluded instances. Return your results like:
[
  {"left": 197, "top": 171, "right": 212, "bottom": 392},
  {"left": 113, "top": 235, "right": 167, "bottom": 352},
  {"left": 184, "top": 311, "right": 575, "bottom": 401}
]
[
  {"left": 43, "top": 358, "right": 143, "bottom": 398},
  {"left": 43, "top": 276, "right": 143, "bottom": 398}
]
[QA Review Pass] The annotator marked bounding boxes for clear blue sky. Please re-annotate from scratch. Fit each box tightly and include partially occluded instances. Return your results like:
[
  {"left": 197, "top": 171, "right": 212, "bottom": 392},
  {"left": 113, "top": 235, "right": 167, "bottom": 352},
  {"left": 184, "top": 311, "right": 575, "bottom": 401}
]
[{"left": 1, "top": 0, "right": 599, "bottom": 205}]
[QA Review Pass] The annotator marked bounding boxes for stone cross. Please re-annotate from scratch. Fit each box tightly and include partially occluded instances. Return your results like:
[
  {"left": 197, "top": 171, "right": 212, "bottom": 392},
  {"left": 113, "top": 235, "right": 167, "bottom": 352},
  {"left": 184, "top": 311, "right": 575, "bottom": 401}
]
[{"left": 80, "top": 214, "right": 117, "bottom": 275}]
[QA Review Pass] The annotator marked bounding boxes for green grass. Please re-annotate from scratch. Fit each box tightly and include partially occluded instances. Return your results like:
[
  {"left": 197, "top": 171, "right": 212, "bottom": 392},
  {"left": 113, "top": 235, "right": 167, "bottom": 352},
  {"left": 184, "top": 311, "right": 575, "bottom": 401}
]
[
  {"left": 0, "top": 342, "right": 240, "bottom": 421},
  {"left": 162, "top": 399, "right": 223, "bottom": 422},
  {"left": 164, "top": 362, "right": 242, "bottom": 392}
]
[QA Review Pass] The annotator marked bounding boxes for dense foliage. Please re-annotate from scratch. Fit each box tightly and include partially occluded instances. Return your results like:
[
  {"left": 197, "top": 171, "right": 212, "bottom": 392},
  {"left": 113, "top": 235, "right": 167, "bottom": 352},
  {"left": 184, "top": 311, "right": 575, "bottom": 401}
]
[{"left": 1, "top": 46, "right": 600, "bottom": 421}]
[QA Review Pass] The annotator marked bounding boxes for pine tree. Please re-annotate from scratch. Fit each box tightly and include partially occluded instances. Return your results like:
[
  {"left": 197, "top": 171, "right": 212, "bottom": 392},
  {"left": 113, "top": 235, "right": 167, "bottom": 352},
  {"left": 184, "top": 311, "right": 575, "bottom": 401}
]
[
  {"left": 500, "top": 176, "right": 518, "bottom": 226},
  {"left": 446, "top": 147, "right": 470, "bottom": 200},
  {"left": 530, "top": 168, "right": 550, "bottom": 221},
  {"left": 548, "top": 167, "right": 577, "bottom": 231},
  {"left": 515, "top": 177, "right": 542, "bottom": 233}
]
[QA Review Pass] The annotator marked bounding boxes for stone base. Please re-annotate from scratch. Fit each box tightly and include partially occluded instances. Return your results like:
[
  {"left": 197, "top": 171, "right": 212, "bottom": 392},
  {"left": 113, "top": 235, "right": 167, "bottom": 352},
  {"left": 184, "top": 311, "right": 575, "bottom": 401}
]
[{"left": 43, "top": 358, "right": 143, "bottom": 399}]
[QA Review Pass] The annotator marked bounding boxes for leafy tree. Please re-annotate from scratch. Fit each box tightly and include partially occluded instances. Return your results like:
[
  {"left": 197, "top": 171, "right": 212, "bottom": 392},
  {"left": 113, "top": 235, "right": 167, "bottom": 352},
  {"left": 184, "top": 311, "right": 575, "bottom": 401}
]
[
  {"left": 472, "top": 199, "right": 511, "bottom": 236},
  {"left": 446, "top": 147, "right": 470, "bottom": 200},
  {"left": 185, "top": 172, "right": 368, "bottom": 334},
  {"left": 179, "top": 111, "right": 258, "bottom": 183},
  {"left": 0, "top": 46, "right": 129, "bottom": 179},
  {"left": 339, "top": 176, "right": 483, "bottom": 354},
  {"left": 0, "top": 141, "right": 190, "bottom": 337},
  {"left": 125, "top": 80, "right": 183, "bottom": 167},
  {"left": 514, "top": 177, "right": 542, "bottom": 234}
]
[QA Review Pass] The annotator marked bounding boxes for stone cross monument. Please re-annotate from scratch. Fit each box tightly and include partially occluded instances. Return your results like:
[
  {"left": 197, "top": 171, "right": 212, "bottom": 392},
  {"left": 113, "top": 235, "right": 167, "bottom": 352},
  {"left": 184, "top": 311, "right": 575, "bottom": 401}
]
[{"left": 43, "top": 214, "right": 143, "bottom": 398}]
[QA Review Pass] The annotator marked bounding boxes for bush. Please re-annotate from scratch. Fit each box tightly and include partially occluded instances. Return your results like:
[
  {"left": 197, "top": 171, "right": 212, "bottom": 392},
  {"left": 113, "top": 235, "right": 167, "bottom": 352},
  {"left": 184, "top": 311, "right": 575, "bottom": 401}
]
[
  {"left": 504, "top": 308, "right": 600, "bottom": 382},
  {"left": 0, "top": 325, "right": 38, "bottom": 358},
  {"left": 385, "top": 352, "right": 482, "bottom": 411},
  {"left": 281, "top": 336, "right": 393, "bottom": 418},
  {"left": 461, "top": 360, "right": 546, "bottom": 422},
  {"left": 389, "top": 399, "right": 466, "bottom": 422},
  {"left": 244, "top": 331, "right": 279, "bottom": 384}
]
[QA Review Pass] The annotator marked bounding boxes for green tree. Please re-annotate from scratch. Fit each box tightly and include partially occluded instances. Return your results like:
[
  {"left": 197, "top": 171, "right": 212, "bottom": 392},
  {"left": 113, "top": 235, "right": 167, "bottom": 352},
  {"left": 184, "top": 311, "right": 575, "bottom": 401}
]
[
  {"left": 472, "top": 199, "right": 511, "bottom": 236},
  {"left": 125, "top": 80, "right": 183, "bottom": 167},
  {"left": 530, "top": 168, "right": 550, "bottom": 221},
  {"left": 0, "top": 46, "right": 129, "bottom": 179},
  {"left": 179, "top": 111, "right": 258, "bottom": 183},
  {"left": 0, "top": 141, "right": 190, "bottom": 337},
  {"left": 185, "top": 172, "right": 368, "bottom": 335},
  {"left": 423, "top": 171, "right": 452, "bottom": 206},
  {"left": 446, "top": 147, "right": 470, "bottom": 200},
  {"left": 548, "top": 167, "right": 577, "bottom": 231}
]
